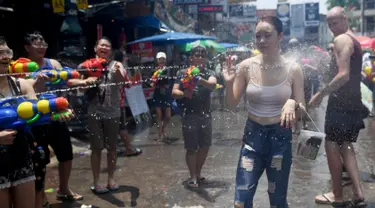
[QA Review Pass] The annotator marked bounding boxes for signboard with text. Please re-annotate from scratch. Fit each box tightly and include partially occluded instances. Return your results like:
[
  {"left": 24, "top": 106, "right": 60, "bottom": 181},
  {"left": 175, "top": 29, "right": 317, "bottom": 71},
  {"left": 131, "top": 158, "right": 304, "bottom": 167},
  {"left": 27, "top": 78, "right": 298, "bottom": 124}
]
[
  {"left": 173, "top": 0, "right": 209, "bottom": 5},
  {"left": 290, "top": 4, "right": 305, "bottom": 38},
  {"left": 277, "top": 3, "right": 290, "bottom": 36},
  {"left": 305, "top": 3, "right": 320, "bottom": 26},
  {"left": 198, "top": 5, "right": 223, "bottom": 13}
]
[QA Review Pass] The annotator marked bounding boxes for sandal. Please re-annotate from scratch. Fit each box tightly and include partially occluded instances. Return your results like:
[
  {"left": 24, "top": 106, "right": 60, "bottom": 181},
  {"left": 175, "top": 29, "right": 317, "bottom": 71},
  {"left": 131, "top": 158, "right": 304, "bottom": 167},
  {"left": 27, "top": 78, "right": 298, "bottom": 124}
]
[
  {"left": 90, "top": 186, "right": 109, "bottom": 194},
  {"left": 198, "top": 177, "right": 206, "bottom": 183},
  {"left": 187, "top": 180, "right": 199, "bottom": 188},
  {"left": 315, "top": 193, "right": 334, "bottom": 204},
  {"left": 107, "top": 184, "right": 120, "bottom": 191},
  {"left": 331, "top": 201, "right": 349, "bottom": 208},
  {"left": 125, "top": 148, "right": 142, "bottom": 157},
  {"left": 56, "top": 192, "right": 83, "bottom": 201},
  {"left": 348, "top": 199, "right": 367, "bottom": 208},
  {"left": 43, "top": 200, "right": 50, "bottom": 208}
]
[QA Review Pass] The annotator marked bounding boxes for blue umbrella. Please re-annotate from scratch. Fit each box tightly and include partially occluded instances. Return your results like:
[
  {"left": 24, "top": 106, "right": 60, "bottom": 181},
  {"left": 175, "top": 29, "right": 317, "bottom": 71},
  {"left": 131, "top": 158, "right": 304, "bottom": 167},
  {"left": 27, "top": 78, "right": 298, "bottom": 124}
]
[
  {"left": 220, "top": 43, "right": 239, "bottom": 48},
  {"left": 128, "top": 32, "right": 216, "bottom": 45}
]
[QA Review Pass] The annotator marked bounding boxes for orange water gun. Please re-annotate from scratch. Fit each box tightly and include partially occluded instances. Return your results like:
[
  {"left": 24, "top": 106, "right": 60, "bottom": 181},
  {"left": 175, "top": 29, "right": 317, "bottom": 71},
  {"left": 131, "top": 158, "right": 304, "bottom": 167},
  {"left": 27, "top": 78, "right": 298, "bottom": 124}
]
[
  {"left": 80, "top": 58, "right": 109, "bottom": 77},
  {"left": 8, "top": 58, "right": 39, "bottom": 77},
  {"left": 181, "top": 66, "right": 200, "bottom": 99}
]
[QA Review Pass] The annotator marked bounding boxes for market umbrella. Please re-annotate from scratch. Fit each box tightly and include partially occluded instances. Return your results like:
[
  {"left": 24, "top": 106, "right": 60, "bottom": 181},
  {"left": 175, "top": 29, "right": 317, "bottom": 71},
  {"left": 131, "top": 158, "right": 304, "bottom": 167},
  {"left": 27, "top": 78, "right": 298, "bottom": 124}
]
[
  {"left": 229, "top": 46, "right": 251, "bottom": 52},
  {"left": 127, "top": 32, "right": 216, "bottom": 45},
  {"left": 360, "top": 38, "right": 375, "bottom": 51},
  {"left": 219, "top": 43, "right": 240, "bottom": 48},
  {"left": 356, "top": 36, "right": 371, "bottom": 42},
  {"left": 179, "top": 40, "right": 225, "bottom": 53}
]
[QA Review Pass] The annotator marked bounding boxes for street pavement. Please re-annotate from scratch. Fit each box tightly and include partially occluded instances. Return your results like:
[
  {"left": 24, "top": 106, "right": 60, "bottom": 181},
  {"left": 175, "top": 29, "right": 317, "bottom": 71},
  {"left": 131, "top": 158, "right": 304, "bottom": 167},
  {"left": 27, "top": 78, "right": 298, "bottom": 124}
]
[{"left": 45, "top": 99, "right": 375, "bottom": 208}]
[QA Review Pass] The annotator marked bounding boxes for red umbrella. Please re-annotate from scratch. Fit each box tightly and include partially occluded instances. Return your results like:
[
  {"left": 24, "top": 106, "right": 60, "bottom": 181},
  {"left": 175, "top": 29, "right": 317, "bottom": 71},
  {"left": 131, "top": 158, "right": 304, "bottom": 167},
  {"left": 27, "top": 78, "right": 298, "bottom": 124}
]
[
  {"left": 356, "top": 36, "right": 371, "bottom": 42},
  {"left": 360, "top": 38, "right": 375, "bottom": 50}
]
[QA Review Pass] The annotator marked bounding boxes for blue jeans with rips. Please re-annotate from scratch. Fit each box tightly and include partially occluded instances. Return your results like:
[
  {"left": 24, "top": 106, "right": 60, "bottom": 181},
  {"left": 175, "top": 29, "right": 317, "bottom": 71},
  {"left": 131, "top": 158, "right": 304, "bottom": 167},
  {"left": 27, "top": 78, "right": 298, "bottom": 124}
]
[{"left": 234, "top": 119, "right": 293, "bottom": 208}]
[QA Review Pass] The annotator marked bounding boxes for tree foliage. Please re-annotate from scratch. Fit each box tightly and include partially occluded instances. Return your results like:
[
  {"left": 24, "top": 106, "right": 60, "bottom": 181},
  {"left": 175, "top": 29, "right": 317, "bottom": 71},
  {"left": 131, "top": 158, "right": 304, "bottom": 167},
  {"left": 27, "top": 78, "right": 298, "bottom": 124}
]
[
  {"left": 326, "top": 0, "right": 360, "bottom": 10},
  {"left": 326, "top": 0, "right": 361, "bottom": 29}
]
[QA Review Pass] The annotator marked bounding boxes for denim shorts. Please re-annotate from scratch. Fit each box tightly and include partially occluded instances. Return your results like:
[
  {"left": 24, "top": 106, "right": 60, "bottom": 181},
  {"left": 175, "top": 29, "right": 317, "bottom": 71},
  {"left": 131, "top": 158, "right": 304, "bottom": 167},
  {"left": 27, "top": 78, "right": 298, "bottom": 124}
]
[{"left": 235, "top": 119, "right": 292, "bottom": 208}]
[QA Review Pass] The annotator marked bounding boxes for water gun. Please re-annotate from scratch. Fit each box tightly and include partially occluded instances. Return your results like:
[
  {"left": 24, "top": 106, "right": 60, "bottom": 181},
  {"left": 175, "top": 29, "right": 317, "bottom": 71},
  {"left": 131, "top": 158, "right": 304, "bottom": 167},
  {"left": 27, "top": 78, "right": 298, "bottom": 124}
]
[
  {"left": 80, "top": 58, "right": 109, "bottom": 77},
  {"left": 26, "top": 67, "right": 80, "bottom": 87},
  {"left": 180, "top": 66, "right": 200, "bottom": 99},
  {"left": 0, "top": 94, "right": 71, "bottom": 131},
  {"left": 151, "top": 67, "right": 166, "bottom": 84},
  {"left": 9, "top": 58, "right": 80, "bottom": 87},
  {"left": 8, "top": 58, "right": 39, "bottom": 77}
]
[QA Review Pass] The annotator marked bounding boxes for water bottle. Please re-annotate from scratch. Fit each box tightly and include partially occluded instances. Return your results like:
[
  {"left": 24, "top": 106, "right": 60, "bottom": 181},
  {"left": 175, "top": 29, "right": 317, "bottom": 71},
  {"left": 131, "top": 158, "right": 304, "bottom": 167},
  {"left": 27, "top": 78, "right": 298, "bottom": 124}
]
[{"left": 37, "top": 146, "right": 45, "bottom": 161}]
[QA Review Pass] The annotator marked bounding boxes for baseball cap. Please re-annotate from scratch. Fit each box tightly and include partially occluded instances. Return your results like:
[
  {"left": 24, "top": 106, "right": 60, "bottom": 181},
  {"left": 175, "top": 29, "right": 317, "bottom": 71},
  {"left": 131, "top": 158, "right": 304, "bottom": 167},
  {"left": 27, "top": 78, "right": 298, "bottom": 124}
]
[
  {"left": 191, "top": 40, "right": 206, "bottom": 50},
  {"left": 156, "top": 52, "right": 166, "bottom": 59}
]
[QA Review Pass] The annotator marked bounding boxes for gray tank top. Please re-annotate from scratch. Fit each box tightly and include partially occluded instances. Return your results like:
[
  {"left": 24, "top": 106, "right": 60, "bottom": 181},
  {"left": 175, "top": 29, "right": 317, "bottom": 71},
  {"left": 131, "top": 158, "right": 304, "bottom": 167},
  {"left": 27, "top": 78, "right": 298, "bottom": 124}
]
[{"left": 88, "top": 61, "right": 121, "bottom": 119}]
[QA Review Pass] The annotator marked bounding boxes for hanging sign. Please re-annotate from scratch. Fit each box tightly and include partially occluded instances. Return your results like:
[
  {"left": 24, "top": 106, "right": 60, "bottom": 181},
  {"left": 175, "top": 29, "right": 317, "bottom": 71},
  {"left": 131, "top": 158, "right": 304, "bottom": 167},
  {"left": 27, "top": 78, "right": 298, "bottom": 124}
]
[
  {"left": 52, "top": 0, "right": 65, "bottom": 13},
  {"left": 77, "top": 0, "right": 88, "bottom": 9}
]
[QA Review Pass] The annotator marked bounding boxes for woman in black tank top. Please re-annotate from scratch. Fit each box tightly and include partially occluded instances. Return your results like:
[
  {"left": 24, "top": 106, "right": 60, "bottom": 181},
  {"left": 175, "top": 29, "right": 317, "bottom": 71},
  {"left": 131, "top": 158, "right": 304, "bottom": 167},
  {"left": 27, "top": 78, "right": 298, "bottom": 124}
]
[
  {"left": 0, "top": 77, "right": 36, "bottom": 207},
  {"left": 0, "top": 39, "right": 38, "bottom": 208}
]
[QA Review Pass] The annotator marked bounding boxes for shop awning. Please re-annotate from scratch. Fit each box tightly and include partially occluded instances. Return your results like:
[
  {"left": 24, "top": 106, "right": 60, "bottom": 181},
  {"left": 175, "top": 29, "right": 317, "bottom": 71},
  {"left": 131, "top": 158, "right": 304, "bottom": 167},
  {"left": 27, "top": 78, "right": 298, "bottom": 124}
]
[{"left": 125, "top": 15, "right": 170, "bottom": 31}]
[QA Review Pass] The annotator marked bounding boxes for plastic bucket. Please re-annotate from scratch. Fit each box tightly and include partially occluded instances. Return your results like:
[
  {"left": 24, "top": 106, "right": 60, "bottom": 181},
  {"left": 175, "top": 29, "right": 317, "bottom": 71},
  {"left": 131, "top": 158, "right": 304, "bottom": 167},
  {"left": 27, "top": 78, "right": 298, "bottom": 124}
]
[{"left": 295, "top": 130, "right": 326, "bottom": 160}]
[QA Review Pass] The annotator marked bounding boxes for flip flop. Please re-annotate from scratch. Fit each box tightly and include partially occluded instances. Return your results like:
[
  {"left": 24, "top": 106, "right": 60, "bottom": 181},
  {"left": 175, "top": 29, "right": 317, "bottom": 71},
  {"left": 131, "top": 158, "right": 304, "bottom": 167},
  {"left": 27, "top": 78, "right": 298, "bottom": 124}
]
[
  {"left": 187, "top": 180, "right": 199, "bottom": 188},
  {"left": 107, "top": 184, "right": 120, "bottom": 191},
  {"left": 125, "top": 148, "right": 142, "bottom": 157},
  {"left": 315, "top": 193, "right": 334, "bottom": 205},
  {"left": 348, "top": 199, "right": 367, "bottom": 208},
  {"left": 198, "top": 177, "right": 206, "bottom": 183},
  {"left": 90, "top": 186, "right": 109, "bottom": 194},
  {"left": 56, "top": 192, "right": 83, "bottom": 201}
]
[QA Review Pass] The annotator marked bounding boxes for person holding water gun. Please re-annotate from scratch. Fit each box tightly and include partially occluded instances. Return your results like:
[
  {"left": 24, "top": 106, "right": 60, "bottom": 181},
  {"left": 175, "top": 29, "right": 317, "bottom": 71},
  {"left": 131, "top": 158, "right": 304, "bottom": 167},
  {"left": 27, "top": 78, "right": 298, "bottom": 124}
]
[
  {"left": 0, "top": 37, "right": 71, "bottom": 208},
  {"left": 172, "top": 43, "right": 217, "bottom": 188},
  {"left": 23, "top": 32, "right": 81, "bottom": 207},
  {"left": 77, "top": 37, "right": 128, "bottom": 194},
  {"left": 151, "top": 52, "right": 173, "bottom": 141}
]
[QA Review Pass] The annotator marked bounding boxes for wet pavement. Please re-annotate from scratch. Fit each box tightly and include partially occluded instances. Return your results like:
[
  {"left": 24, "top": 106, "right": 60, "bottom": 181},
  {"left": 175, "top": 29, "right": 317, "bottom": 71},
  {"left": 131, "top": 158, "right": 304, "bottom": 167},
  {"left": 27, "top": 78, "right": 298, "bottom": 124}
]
[{"left": 45, "top": 99, "right": 375, "bottom": 208}]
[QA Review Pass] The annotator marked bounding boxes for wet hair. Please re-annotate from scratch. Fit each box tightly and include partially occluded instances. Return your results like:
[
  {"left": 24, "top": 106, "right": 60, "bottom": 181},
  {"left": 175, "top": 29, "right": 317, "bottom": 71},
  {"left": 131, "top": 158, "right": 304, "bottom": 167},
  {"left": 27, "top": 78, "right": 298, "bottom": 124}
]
[
  {"left": 95, "top": 37, "right": 112, "bottom": 47},
  {"left": 113, "top": 49, "right": 124, "bottom": 62},
  {"left": 190, "top": 46, "right": 207, "bottom": 56},
  {"left": 0, "top": 36, "right": 7, "bottom": 45},
  {"left": 24, "top": 31, "right": 45, "bottom": 45},
  {"left": 256, "top": 16, "right": 283, "bottom": 34}
]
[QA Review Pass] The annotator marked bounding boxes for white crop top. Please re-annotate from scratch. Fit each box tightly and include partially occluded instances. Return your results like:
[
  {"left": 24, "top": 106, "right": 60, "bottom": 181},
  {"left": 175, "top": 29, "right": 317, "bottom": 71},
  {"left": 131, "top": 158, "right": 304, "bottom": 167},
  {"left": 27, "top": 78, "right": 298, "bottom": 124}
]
[{"left": 246, "top": 63, "right": 293, "bottom": 118}]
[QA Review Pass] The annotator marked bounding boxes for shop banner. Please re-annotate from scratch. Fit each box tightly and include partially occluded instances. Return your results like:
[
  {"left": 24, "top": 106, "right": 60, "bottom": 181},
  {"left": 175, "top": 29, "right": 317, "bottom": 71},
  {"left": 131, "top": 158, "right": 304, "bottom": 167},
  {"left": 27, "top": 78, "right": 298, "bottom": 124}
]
[
  {"left": 305, "top": 3, "right": 320, "bottom": 26},
  {"left": 131, "top": 42, "right": 153, "bottom": 57},
  {"left": 52, "top": 0, "right": 65, "bottom": 13}
]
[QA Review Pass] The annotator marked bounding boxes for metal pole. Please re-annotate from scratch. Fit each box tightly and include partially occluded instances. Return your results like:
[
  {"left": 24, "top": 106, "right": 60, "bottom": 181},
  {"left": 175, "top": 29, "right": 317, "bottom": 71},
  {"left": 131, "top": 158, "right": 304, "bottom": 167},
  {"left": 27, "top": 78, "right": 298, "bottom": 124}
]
[{"left": 361, "top": 0, "right": 365, "bottom": 35}]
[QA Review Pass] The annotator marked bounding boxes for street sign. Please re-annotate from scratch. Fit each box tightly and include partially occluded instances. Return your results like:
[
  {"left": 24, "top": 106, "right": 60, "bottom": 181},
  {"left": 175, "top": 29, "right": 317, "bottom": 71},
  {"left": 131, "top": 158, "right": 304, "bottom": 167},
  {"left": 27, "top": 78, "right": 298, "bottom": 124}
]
[{"left": 198, "top": 5, "right": 223, "bottom": 13}]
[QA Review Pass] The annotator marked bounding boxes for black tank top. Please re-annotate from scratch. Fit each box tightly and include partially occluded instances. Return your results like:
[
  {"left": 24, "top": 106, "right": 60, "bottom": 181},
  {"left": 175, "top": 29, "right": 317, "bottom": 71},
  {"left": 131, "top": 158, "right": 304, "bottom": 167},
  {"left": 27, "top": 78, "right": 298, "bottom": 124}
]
[
  {"left": 0, "top": 77, "right": 31, "bottom": 170},
  {"left": 327, "top": 34, "right": 363, "bottom": 113}
]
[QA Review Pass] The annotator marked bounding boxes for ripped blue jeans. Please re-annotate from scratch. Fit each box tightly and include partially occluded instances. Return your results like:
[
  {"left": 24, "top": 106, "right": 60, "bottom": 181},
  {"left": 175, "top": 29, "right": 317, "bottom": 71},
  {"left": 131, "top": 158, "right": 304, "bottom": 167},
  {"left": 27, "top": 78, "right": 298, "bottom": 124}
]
[{"left": 234, "top": 119, "right": 292, "bottom": 208}]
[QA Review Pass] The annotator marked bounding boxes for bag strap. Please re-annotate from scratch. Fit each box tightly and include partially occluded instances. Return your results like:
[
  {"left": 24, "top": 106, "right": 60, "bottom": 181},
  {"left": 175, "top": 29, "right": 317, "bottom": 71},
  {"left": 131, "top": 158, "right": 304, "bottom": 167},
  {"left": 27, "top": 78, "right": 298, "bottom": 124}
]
[{"left": 7, "top": 77, "right": 22, "bottom": 96}]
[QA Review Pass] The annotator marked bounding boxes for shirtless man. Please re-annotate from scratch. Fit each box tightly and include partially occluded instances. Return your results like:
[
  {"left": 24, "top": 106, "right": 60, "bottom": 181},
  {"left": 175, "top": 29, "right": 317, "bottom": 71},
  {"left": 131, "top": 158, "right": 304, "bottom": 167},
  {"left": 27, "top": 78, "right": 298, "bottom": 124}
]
[{"left": 310, "top": 7, "right": 366, "bottom": 207}]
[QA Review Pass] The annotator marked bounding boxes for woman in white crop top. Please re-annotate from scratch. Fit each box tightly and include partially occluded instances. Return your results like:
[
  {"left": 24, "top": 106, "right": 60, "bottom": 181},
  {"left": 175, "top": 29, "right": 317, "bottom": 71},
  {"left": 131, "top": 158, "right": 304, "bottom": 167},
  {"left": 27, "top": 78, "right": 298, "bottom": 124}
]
[{"left": 223, "top": 16, "right": 306, "bottom": 208}]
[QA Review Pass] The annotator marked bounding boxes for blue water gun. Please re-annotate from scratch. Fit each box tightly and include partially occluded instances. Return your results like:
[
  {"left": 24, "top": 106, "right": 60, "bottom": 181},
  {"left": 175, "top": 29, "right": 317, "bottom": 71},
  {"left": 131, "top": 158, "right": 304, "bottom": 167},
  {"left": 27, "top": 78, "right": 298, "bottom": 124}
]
[
  {"left": 0, "top": 94, "right": 71, "bottom": 132},
  {"left": 26, "top": 67, "right": 80, "bottom": 87}
]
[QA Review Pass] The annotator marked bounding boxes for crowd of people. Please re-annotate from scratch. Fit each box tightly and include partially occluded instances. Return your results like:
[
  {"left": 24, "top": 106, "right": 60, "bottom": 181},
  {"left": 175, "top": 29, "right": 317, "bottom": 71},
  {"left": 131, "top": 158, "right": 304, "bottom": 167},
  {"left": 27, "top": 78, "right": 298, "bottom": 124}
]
[{"left": 0, "top": 5, "right": 369, "bottom": 208}]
